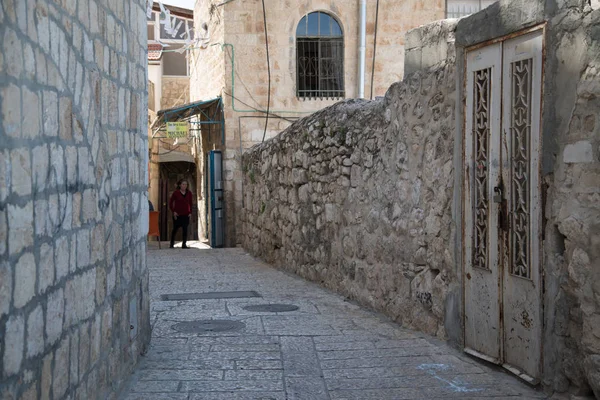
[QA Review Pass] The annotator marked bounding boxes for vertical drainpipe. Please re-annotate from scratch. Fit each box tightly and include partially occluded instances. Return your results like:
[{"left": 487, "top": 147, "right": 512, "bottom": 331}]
[{"left": 358, "top": 0, "right": 367, "bottom": 98}]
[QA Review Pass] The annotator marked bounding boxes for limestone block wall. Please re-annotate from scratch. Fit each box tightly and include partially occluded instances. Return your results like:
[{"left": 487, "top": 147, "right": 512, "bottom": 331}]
[
  {"left": 0, "top": 0, "right": 150, "bottom": 398},
  {"left": 161, "top": 76, "right": 190, "bottom": 110},
  {"left": 242, "top": 60, "right": 457, "bottom": 338}
]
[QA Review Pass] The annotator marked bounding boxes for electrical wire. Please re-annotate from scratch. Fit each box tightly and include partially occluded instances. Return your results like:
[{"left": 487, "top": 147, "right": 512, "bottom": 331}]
[
  {"left": 260, "top": 0, "right": 271, "bottom": 143},
  {"left": 222, "top": 91, "right": 297, "bottom": 123},
  {"left": 223, "top": 46, "right": 266, "bottom": 113},
  {"left": 370, "top": 0, "right": 380, "bottom": 100}
]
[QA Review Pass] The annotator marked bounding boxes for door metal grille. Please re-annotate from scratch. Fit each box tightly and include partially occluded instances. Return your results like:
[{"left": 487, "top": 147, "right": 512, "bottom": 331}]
[{"left": 509, "top": 59, "right": 533, "bottom": 279}]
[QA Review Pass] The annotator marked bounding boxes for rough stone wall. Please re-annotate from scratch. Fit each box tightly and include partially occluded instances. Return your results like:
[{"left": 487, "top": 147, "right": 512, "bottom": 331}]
[
  {"left": 242, "top": 58, "right": 457, "bottom": 338},
  {"left": 160, "top": 76, "right": 189, "bottom": 110},
  {"left": 544, "top": 5, "right": 600, "bottom": 396},
  {"left": 0, "top": 0, "right": 151, "bottom": 398}
]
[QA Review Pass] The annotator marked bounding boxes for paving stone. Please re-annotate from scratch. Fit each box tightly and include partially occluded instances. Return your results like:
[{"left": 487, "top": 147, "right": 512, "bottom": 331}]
[
  {"left": 320, "top": 355, "right": 433, "bottom": 370},
  {"left": 188, "top": 351, "right": 281, "bottom": 362},
  {"left": 329, "top": 388, "right": 425, "bottom": 399},
  {"left": 282, "top": 351, "right": 322, "bottom": 378},
  {"left": 130, "top": 380, "right": 180, "bottom": 393},
  {"left": 285, "top": 377, "right": 329, "bottom": 400},
  {"left": 181, "top": 379, "right": 283, "bottom": 392},
  {"left": 138, "top": 369, "right": 223, "bottom": 381},
  {"left": 124, "top": 395, "right": 188, "bottom": 400},
  {"left": 236, "top": 360, "right": 283, "bottom": 370},
  {"left": 188, "top": 392, "right": 286, "bottom": 400},
  {"left": 280, "top": 336, "right": 314, "bottom": 352},
  {"left": 119, "top": 247, "right": 545, "bottom": 399},
  {"left": 209, "top": 344, "right": 280, "bottom": 352},
  {"left": 223, "top": 370, "right": 283, "bottom": 380}
]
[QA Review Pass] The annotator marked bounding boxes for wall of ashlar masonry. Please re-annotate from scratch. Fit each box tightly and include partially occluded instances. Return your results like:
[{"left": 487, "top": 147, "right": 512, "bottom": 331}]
[{"left": 0, "top": 0, "right": 151, "bottom": 398}]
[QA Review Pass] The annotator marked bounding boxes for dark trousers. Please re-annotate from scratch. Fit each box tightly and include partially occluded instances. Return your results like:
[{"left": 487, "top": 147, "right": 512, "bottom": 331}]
[{"left": 170, "top": 215, "right": 190, "bottom": 247}]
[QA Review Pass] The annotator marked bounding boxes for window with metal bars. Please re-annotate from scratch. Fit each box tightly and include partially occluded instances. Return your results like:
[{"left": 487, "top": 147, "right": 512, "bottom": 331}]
[
  {"left": 446, "top": 0, "right": 497, "bottom": 18},
  {"left": 296, "top": 12, "right": 344, "bottom": 100}
]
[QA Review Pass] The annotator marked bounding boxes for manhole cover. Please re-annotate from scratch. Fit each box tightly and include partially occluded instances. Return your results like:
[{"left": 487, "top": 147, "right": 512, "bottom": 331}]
[
  {"left": 160, "top": 291, "right": 261, "bottom": 301},
  {"left": 171, "top": 320, "right": 245, "bottom": 333},
  {"left": 242, "top": 304, "right": 299, "bottom": 313}
]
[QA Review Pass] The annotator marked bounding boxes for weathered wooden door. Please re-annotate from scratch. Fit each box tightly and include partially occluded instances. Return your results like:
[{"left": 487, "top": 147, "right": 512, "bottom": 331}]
[{"left": 464, "top": 29, "right": 544, "bottom": 383}]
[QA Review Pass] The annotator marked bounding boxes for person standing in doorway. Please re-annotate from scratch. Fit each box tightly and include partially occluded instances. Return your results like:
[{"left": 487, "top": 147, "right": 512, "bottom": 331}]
[{"left": 169, "top": 179, "right": 193, "bottom": 249}]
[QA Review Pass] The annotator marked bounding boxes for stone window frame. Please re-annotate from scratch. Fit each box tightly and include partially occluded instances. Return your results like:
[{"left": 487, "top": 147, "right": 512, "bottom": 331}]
[{"left": 295, "top": 11, "right": 345, "bottom": 100}]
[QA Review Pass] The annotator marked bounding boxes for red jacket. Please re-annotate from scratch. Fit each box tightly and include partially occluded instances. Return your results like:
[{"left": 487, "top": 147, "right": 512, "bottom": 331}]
[{"left": 169, "top": 190, "right": 193, "bottom": 216}]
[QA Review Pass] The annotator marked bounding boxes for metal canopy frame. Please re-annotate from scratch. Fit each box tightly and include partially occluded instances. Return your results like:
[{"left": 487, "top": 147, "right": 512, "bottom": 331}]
[{"left": 151, "top": 97, "right": 225, "bottom": 144}]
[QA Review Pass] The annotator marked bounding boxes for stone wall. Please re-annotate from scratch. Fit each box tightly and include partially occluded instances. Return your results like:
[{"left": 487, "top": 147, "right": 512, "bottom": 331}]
[
  {"left": 161, "top": 76, "right": 189, "bottom": 110},
  {"left": 242, "top": 0, "right": 600, "bottom": 395},
  {"left": 0, "top": 0, "right": 150, "bottom": 398},
  {"left": 242, "top": 55, "right": 458, "bottom": 338}
]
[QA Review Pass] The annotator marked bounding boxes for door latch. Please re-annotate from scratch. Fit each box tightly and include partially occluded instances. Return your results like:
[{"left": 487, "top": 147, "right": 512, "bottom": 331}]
[
  {"left": 493, "top": 186, "right": 503, "bottom": 203},
  {"left": 494, "top": 183, "right": 509, "bottom": 232}
]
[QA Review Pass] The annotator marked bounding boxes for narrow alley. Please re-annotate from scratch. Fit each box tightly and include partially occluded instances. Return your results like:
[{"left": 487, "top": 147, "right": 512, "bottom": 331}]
[{"left": 119, "top": 244, "right": 545, "bottom": 400}]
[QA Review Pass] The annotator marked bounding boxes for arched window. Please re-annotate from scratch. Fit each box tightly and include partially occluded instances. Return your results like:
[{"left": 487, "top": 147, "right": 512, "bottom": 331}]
[{"left": 296, "top": 12, "right": 344, "bottom": 99}]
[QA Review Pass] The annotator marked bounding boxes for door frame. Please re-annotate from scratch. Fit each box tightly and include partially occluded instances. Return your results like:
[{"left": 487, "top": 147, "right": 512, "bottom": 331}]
[{"left": 461, "top": 23, "right": 547, "bottom": 384}]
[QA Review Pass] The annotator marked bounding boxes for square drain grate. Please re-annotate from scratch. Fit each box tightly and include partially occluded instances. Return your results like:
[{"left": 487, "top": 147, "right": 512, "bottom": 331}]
[{"left": 160, "top": 291, "right": 261, "bottom": 301}]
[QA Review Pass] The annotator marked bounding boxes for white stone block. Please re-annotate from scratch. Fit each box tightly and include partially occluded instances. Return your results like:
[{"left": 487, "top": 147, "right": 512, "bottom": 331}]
[
  {"left": 53, "top": 336, "right": 69, "bottom": 398},
  {"left": 54, "top": 235, "right": 70, "bottom": 281},
  {"left": 0, "top": 261, "right": 11, "bottom": 317},
  {"left": 10, "top": 147, "right": 31, "bottom": 196},
  {"left": 41, "top": 352, "right": 53, "bottom": 399},
  {"left": 14, "top": 252, "right": 35, "bottom": 308},
  {"left": 32, "top": 145, "right": 49, "bottom": 193},
  {"left": 43, "top": 90, "right": 58, "bottom": 137},
  {"left": 77, "top": 229, "right": 90, "bottom": 269},
  {"left": 3, "top": 314, "right": 24, "bottom": 375},
  {"left": 563, "top": 141, "right": 595, "bottom": 163},
  {"left": 38, "top": 243, "right": 55, "bottom": 294},
  {"left": 34, "top": 199, "right": 49, "bottom": 238},
  {"left": 3, "top": 28, "right": 23, "bottom": 79},
  {"left": 26, "top": 304, "right": 44, "bottom": 358},
  {"left": 70, "top": 329, "right": 79, "bottom": 385},
  {"left": 46, "top": 288, "right": 64, "bottom": 345},
  {"left": 1, "top": 84, "right": 21, "bottom": 138},
  {"left": 0, "top": 150, "right": 9, "bottom": 202},
  {"left": 23, "top": 42, "right": 35, "bottom": 81},
  {"left": 8, "top": 201, "right": 33, "bottom": 256},
  {"left": 50, "top": 143, "right": 65, "bottom": 188},
  {"left": 22, "top": 87, "right": 41, "bottom": 139}
]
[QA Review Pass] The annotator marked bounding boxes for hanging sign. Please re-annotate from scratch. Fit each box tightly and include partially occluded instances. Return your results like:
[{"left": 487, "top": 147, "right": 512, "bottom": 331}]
[{"left": 166, "top": 122, "right": 188, "bottom": 138}]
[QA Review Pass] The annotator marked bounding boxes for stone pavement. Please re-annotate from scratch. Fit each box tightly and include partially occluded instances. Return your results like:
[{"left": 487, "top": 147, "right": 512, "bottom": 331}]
[{"left": 119, "top": 243, "right": 548, "bottom": 400}]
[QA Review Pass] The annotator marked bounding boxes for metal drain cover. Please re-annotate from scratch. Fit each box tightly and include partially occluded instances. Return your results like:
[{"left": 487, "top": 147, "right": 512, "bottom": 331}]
[
  {"left": 171, "top": 320, "right": 245, "bottom": 333},
  {"left": 243, "top": 304, "right": 299, "bottom": 313},
  {"left": 160, "top": 291, "right": 261, "bottom": 301}
]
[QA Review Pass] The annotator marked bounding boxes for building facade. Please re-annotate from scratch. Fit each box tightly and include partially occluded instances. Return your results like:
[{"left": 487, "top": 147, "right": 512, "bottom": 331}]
[{"left": 189, "top": 0, "right": 446, "bottom": 246}]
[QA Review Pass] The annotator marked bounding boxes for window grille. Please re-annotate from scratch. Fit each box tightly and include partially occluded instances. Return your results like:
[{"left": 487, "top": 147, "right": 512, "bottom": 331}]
[
  {"left": 296, "top": 12, "right": 344, "bottom": 100},
  {"left": 446, "top": 0, "right": 497, "bottom": 18}
]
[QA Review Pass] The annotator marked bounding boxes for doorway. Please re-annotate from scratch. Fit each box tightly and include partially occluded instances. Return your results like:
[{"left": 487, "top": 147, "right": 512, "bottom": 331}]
[
  {"left": 463, "top": 28, "right": 544, "bottom": 383},
  {"left": 158, "top": 162, "right": 198, "bottom": 242}
]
